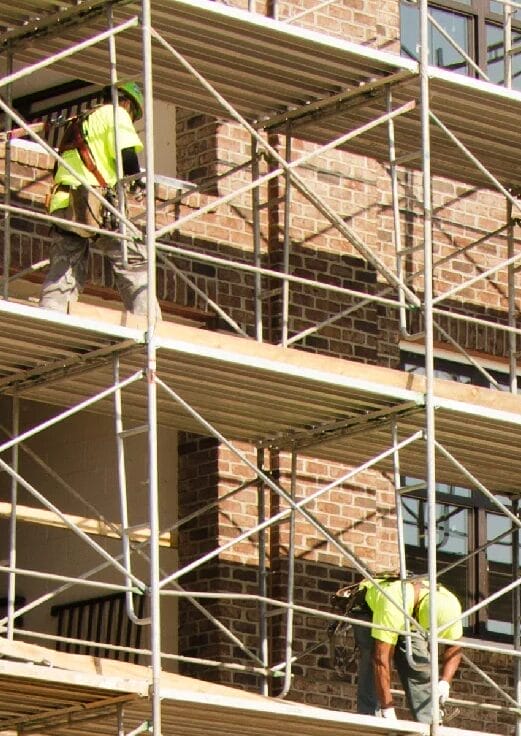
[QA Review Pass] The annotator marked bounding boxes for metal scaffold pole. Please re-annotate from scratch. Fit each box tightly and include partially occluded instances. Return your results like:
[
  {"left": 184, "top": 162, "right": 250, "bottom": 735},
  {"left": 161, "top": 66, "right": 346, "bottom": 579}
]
[
  {"left": 507, "top": 200, "right": 518, "bottom": 394},
  {"left": 257, "top": 447, "right": 269, "bottom": 695},
  {"left": 281, "top": 126, "right": 292, "bottom": 348},
  {"left": 277, "top": 449, "right": 297, "bottom": 698},
  {"left": 4, "top": 0, "right": 521, "bottom": 731},
  {"left": 251, "top": 137, "right": 263, "bottom": 342},
  {"left": 2, "top": 48, "right": 12, "bottom": 301},
  {"left": 419, "top": 0, "right": 440, "bottom": 729},
  {"left": 141, "top": 0, "right": 162, "bottom": 731},
  {"left": 7, "top": 396, "right": 19, "bottom": 640},
  {"left": 514, "top": 499, "right": 521, "bottom": 736}
]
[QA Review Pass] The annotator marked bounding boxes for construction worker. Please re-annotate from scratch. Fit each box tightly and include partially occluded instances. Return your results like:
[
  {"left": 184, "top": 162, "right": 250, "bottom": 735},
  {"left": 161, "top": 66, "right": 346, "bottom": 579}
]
[
  {"left": 40, "top": 81, "right": 154, "bottom": 316},
  {"left": 351, "top": 577, "right": 463, "bottom": 723}
]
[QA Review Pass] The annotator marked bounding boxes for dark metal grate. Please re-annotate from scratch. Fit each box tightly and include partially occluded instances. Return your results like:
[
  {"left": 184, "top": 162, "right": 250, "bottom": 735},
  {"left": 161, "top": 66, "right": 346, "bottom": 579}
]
[
  {"left": 4, "top": 79, "right": 104, "bottom": 149},
  {"left": 51, "top": 591, "right": 146, "bottom": 663}
]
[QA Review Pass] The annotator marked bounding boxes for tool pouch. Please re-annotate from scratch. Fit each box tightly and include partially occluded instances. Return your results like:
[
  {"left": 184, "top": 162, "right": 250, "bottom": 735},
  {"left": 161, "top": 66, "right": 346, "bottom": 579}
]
[{"left": 55, "top": 185, "right": 104, "bottom": 238}]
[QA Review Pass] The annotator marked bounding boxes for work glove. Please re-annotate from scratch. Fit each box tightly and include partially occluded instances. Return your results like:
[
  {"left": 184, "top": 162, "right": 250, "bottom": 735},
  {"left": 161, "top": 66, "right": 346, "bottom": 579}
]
[
  {"left": 129, "top": 177, "right": 146, "bottom": 202},
  {"left": 381, "top": 707, "right": 397, "bottom": 719},
  {"left": 438, "top": 679, "right": 450, "bottom": 705}
]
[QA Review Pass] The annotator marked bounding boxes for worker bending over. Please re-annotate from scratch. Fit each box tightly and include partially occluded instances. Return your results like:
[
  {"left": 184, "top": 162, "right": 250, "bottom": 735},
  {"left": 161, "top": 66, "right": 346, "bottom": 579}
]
[{"left": 352, "top": 577, "right": 462, "bottom": 723}]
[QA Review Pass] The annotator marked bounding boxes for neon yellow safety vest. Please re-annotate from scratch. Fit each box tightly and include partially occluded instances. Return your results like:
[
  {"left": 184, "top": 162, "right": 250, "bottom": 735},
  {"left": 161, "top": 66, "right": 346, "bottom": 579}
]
[
  {"left": 361, "top": 578, "right": 463, "bottom": 645},
  {"left": 49, "top": 104, "right": 143, "bottom": 213}
]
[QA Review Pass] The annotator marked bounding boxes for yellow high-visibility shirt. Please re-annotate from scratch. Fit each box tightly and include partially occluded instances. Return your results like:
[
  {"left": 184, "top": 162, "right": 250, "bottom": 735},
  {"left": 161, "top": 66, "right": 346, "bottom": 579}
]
[
  {"left": 361, "top": 578, "right": 463, "bottom": 646},
  {"left": 50, "top": 103, "right": 143, "bottom": 213}
]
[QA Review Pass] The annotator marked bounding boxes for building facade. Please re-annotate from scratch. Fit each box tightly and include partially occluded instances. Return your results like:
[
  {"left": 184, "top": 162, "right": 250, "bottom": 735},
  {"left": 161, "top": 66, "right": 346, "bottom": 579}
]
[{"left": 1, "top": 0, "right": 521, "bottom": 734}]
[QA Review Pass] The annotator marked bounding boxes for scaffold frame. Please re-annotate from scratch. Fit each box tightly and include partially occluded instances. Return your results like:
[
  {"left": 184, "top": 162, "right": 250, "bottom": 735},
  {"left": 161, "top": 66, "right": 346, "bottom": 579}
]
[{"left": 0, "top": 1, "right": 521, "bottom": 735}]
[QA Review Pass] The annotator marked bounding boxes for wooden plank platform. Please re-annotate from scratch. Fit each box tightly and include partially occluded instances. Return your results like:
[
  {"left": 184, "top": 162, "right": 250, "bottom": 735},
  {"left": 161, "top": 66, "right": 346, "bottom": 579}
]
[
  {"left": 0, "top": 638, "right": 501, "bottom": 736},
  {"left": 3, "top": 0, "right": 521, "bottom": 192},
  {"left": 0, "top": 298, "right": 519, "bottom": 493}
]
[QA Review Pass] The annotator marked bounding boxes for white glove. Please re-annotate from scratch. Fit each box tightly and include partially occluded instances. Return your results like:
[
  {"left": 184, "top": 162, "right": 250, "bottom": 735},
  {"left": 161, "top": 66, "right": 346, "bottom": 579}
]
[
  {"left": 438, "top": 679, "right": 450, "bottom": 705},
  {"left": 381, "top": 707, "right": 397, "bottom": 719}
]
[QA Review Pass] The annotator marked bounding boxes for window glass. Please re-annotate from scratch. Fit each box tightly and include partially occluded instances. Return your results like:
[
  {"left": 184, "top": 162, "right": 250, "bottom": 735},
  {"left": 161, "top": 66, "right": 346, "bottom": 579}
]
[
  {"left": 436, "top": 502, "right": 468, "bottom": 554},
  {"left": 403, "top": 496, "right": 470, "bottom": 624},
  {"left": 490, "top": 0, "right": 521, "bottom": 20},
  {"left": 401, "top": 3, "right": 421, "bottom": 61},
  {"left": 401, "top": 0, "right": 521, "bottom": 87},
  {"left": 403, "top": 496, "right": 422, "bottom": 547},
  {"left": 403, "top": 498, "right": 468, "bottom": 554},
  {"left": 403, "top": 351, "right": 511, "bottom": 390},
  {"left": 403, "top": 476, "right": 472, "bottom": 500},
  {"left": 400, "top": 3, "right": 471, "bottom": 74},
  {"left": 486, "top": 23, "right": 521, "bottom": 88},
  {"left": 431, "top": 6, "right": 471, "bottom": 72},
  {"left": 486, "top": 502, "right": 520, "bottom": 637}
]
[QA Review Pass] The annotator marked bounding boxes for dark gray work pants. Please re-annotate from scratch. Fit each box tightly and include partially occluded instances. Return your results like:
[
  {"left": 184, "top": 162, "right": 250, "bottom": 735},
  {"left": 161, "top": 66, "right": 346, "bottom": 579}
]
[{"left": 353, "top": 609, "right": 432, "bottom": 723}]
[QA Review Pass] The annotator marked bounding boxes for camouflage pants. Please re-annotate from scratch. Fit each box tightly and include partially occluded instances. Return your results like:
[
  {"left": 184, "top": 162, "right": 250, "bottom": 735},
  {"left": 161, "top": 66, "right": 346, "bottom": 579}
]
[{"left": 40, "top": 224, "right": 152, "bottom": 316}]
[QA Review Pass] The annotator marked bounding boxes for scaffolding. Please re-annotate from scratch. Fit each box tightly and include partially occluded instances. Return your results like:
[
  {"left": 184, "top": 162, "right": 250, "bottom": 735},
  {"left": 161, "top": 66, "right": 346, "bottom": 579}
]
[{"left": 0, "top": 0, "right": 521, "bottom": 735}]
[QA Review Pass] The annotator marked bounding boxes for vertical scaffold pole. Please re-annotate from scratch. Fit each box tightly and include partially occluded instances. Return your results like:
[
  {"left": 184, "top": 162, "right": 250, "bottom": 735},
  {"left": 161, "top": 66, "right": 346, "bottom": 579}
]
[
  {"left": 7, "top": 396, "right": 19, "bottom": 639},
  {"left": 141, "top": 0, "right": 162, "bottom": 732},
  {"left": 504, "top": 0, "right": 513, "bottom": 90},
  {"left": 2, "top": 48, "right": 13, "bottom": 300},
  {"left": 113, "top": 355, "right": 150, "bottom": 625},
  {"left": 278, "top": 449, "right": 297, "bottom": 697},
  {"left": 392, "top": 420, "right": 414, "bottom": 659},
  {"left": 252, "top": 137, "right": 263, "bottom": 342},
  {"left": 506, "top": 197, "right": 519, "bottom": 735},
  {"left": 507, "top": 201, "right": 518, "bottom": 394},
  {"left": 257, "top": 447, "right": 269, "bottom": 695},
  {"left": 387, "top": 86, "right": 407, "bottom": 338},
  {"left": 392, "top": 421, "right": 407, "bottom": 580},
  {"left": 419, "top": 0, "right": 440, "bottom": 729},
  {"left": 281, "top": 126, "right": 292, "bottom": 347},
  {"left": 514, "top": 499, "right": 521, "bottom": 736}
]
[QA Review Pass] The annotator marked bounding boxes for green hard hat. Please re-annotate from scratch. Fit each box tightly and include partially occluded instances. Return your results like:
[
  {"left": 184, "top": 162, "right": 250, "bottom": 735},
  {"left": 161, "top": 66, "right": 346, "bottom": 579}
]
[{"left": 118, "top": 81, "right": 144, "bottom": 120}]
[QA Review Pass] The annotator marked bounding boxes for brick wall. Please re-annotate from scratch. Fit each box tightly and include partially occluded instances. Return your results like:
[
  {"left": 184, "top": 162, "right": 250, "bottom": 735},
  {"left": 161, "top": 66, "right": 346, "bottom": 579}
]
[
  {"left": 0, "top": 142, "right": 53, "bottom": 274},
  {"left": 177, "top": 431, "right": 400, "bottom": 688}
]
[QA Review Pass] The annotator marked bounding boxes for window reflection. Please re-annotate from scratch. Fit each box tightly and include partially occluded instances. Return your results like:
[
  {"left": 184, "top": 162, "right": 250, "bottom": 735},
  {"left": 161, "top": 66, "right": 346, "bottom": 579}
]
[
  {"left": 401, "top": 3, "right": 470, "bottom": 74},
  {"left": 486, "top": 499, "right": 520, "bottom": 636},
  {"left": 401, "top": 352, "right": 517, "bottom": 640},
  {"left": 403, "top": 497, "right": 468, "bottom": 555},
  {"left": 486, "top": 23, "right": 521, "bottom": 88},
  {"left": 400, "top": 0, "right": 521, "bottom": 88}
]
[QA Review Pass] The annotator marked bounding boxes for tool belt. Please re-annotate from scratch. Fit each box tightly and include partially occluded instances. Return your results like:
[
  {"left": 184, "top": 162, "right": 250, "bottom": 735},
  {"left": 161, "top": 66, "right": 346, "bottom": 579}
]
[
  {"left": 331, "top": 582, "right": 370, "bottom": 617},
  {"left": 53, "top": 184, "right": 119, "bottom": 238},
  {"left": 329, "top": 582, "right": 367, "bottom": 680}
]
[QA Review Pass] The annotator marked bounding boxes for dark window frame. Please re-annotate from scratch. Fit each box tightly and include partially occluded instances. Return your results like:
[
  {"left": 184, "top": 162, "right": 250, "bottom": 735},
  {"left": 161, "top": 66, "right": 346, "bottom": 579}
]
[{"left": 400, "top": 0, "right": 521, "bottom": 86}]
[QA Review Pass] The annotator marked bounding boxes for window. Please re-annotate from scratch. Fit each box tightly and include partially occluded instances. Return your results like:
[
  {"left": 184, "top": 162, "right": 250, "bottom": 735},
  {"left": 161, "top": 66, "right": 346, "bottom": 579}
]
[
  {"left": 400, "top": 0, "right": 521, "bottom": 89},
  {"left": 401, "top": 351, "right": 519, "bottom": 641}
]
